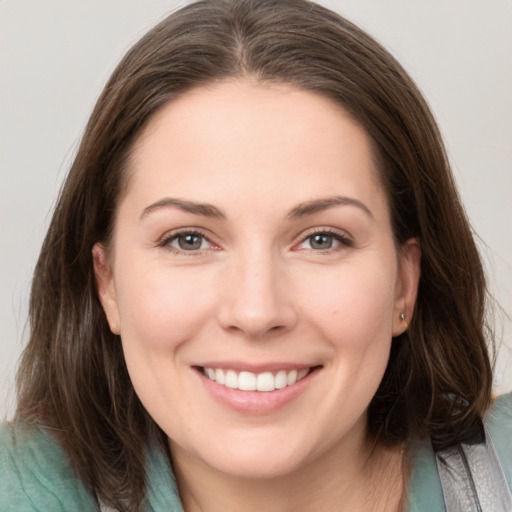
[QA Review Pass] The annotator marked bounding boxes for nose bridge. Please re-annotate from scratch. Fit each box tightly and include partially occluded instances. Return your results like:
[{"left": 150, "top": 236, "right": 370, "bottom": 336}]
[{"left": 217, "top": 242, "right": 296, "bottom": 338}]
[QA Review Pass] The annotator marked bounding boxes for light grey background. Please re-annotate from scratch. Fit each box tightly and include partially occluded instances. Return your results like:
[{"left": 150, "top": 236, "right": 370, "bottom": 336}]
[{"left": 1, "top": 0, "right": 511, "bottom": 419}]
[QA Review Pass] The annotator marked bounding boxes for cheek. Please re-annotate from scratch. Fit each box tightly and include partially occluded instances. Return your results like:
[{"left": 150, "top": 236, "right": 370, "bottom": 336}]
[
  {"left": 297, "top": 262, "right": 397, "bottom": 348},
  {"left": 114, "top": 260, "right": 215, "bottom": 353},
  {"left": 112, "top": 261, "right": 218, "bottom": 423}
]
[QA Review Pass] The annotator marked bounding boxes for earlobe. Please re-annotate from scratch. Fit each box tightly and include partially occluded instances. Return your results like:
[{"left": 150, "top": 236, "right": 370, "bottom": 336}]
[
  {"left": 92, "top": 243, "right": 121, "bottom": 335},
  {"left": 392, "top": 238, "right": 421, "bottom": 337}
]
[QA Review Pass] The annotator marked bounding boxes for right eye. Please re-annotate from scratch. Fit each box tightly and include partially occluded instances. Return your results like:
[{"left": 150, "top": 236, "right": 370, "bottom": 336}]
[{"left": 161, "top": 231, "right": 213, "bottom": 253}]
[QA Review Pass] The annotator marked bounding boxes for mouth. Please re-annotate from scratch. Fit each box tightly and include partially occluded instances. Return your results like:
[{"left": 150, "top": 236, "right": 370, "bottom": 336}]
[
  {"left": 200, "top": 366, "right": 313, "bottom": 392},
  {"left": 194, "top": 364, "right": 322, "bottom": 414}
]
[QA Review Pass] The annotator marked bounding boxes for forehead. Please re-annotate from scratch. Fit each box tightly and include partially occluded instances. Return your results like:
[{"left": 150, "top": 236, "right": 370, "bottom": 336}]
[{"left": 124, "top": 80, "right": 388, "bottom": 219}]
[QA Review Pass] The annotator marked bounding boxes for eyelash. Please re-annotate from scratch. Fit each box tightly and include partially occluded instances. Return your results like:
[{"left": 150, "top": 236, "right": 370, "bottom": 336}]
[
  {"left": 294, "top": 228, "right": 353, "bottom": 253},
  {"left": 158, "top": 228, "right": 353, "bottom": 255},
  {"left": 159, "top": 229, "right": 216, "bottom": 255}
]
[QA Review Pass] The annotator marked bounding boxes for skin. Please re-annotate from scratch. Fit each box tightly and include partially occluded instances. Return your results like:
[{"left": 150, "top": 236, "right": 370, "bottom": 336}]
[{"left": 94, "top": 80, "right": 421, "bottom": 512}]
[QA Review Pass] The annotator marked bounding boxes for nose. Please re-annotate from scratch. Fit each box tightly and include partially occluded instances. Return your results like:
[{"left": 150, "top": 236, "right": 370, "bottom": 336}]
[{"left": 216, "top": 248, "right": 298, "bottom": 340}]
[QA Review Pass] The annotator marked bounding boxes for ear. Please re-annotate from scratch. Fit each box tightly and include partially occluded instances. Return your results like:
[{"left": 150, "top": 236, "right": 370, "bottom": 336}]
[
  {"left": 392, "top": 238, "right": 421, "bottom": 337},
  {"left": 92, "top": 243, "right": 120, "bottom": 335}
]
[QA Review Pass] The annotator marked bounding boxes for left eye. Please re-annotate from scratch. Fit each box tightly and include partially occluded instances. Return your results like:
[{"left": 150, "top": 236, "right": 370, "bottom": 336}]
[
  {"left": 298, "top": 232, "right": 347, "bottom": 251},
  {"left": 168, "top": 233, "right": 210, "bottom": 251}
]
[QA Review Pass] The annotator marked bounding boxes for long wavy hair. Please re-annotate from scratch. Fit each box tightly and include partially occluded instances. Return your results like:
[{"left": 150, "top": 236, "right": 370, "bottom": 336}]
[{"left": 15, "top": 0, "right": 493, "bottom": 509}]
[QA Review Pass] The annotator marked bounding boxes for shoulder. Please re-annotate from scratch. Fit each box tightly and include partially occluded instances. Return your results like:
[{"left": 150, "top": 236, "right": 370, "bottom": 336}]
[
  {"left": 0, "top": 422, "right": 98, "bottom": 511},
  {"left": 487, "top": 392, "right": 512, "bottom": 430},
  {"left": 407, "top": 393, "right": 512, "bottom": 511},
  {"left": 407, "top": 435, "right": 445, "bottom": 511},
  {"left": 486, "top": 392, "right": 512, "bottom": 487}
]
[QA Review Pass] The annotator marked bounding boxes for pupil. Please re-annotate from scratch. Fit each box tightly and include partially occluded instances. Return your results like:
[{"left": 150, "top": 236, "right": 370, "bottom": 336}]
[
  {"left": 179, "top": 234, "right": 202, "bottom": 250},
  {"left": 311, "top": 234, "right": 332, "bottom": 249}
]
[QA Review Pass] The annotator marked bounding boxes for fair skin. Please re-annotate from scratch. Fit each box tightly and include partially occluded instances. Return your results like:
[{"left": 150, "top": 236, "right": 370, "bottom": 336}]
[{"left": 94, "top": 81, "right": 421, "bottom": 512}]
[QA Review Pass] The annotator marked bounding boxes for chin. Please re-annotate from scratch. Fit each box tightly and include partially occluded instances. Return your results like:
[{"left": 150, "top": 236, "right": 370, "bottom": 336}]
[
  {"left": 204, "top": 450, "right": 308, "bottom": 480},
  {"left": 171, "top": 427, "right": 316, "bottom": 481}
]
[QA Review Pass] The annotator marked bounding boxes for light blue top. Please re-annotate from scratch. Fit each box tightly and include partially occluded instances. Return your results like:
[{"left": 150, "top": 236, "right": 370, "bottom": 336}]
[{"left": 1, "top": 394, "right": 511, "bottom": 511}]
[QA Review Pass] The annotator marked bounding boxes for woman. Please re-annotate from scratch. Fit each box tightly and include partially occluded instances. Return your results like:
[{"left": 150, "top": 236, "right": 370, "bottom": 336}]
[{"left": 1, "top": 0, "right": 511, "bottom": 511}]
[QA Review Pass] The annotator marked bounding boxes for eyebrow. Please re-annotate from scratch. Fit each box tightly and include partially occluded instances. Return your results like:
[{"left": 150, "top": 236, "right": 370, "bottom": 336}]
[
  {"left": 140, "top": 198, "right": 226, "bottom": 220},
  {"left": 140, "top": 194, "right": 373, "bottom": 221},
  {"left": 286, "top": 195, "right": 373, "bottom": 219}
]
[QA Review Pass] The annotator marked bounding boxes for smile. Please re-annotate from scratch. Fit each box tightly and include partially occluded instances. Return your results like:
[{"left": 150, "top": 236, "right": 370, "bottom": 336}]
[{"left": 202, "top": 367, "right": 311, "bottom": 392}]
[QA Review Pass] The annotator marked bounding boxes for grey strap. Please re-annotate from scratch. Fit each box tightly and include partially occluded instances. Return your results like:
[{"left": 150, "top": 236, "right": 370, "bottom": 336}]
[{"left": 434, "top": 424, "right": 512, "bottom": 512}]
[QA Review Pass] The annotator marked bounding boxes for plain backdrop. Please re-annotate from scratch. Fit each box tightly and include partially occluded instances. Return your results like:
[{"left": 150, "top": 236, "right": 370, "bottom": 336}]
[{"left": 1, "top": 0, "right": 511, "bottom": 419}]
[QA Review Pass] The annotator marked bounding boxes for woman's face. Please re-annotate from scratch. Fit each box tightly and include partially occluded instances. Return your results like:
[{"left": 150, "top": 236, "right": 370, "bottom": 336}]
[{"left": 94, "top": 81, "right": 420, "bottom": 479}]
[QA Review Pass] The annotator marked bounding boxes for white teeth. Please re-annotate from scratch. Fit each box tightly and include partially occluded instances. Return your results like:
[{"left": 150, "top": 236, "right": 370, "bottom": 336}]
[
  {"left": 275, "top": 370, "right": 287, "bottom": 389},
  {"left": 238, "top": 371, "right": 256, "bottom": 391},
  {"left": 215, "top": 368, "right": 225, "bottom": 385},
  {"left": 203, "top": 367, "right": 311, "bottom": 392},
  {"left": 297, "top": 368, "right": 309, "bottom": 381},
  {"left": 286, "top": 369, "right": 298, "bottom": 386},
  {"left": 225, "top": 369, "right": 238, "bottom": 389},
  {"left": 256, "top": 372, "right": 275, "bottom": 392}
]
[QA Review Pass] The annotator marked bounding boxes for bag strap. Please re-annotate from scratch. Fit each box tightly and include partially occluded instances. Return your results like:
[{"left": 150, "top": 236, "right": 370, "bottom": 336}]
[{"left": 434, "top": 423, "right": 512, "bottom": 512}]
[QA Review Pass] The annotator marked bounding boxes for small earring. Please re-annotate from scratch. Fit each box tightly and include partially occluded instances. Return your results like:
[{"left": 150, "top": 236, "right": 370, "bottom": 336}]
[{"left": 399, "top": 312, "right": 409, "bottom": 332}]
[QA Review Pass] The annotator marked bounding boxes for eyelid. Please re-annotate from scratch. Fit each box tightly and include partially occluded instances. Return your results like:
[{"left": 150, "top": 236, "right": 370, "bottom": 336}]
[
  {"left": 293, "top": 227, "right": 353, "bottom": 251},
  {"left": 157, "top": 226, "right": 353, "bottom": 254},
  {"left": 158, "top": 227, "right": 220, "bottom": 254}
]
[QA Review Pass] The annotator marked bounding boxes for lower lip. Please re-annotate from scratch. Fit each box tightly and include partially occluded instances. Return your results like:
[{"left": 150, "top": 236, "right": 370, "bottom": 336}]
[{"left": 195, "top": 367, "right": 320, "bottom": 415}]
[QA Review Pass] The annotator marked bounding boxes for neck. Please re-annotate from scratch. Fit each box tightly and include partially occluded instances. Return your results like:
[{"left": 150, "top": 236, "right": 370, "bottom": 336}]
[{"left": 170, "top": 430, "right": 406, "bottom": 512}]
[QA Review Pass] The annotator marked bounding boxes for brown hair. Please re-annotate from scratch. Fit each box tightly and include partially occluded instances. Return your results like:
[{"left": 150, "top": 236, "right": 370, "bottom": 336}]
[{"left": 15, "top": 0, "right": 494, "bottom": 509}]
